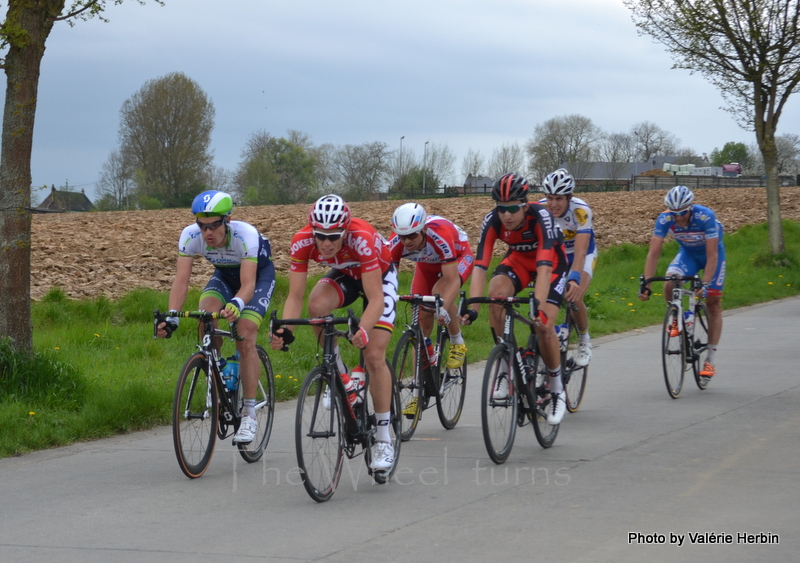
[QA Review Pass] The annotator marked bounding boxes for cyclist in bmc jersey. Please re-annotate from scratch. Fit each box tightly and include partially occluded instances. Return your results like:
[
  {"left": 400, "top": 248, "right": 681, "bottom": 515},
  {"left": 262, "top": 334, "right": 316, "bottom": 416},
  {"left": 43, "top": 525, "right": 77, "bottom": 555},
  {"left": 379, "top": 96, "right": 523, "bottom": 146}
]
[
  {"left": 156, "top": 190, "right": 276, "bottom": 444},
  {"left": 539, "top": 168, "right": 597, "bottom": 367},
  {"left": 389, "top": 202, "right": 475, "bottom": 372},
  {"left": 639, "top": 185, "right": 725, "bottom": 378},
  {"left": 270, "top": 194, "right": 398, "bottom": 471},
  {"left": 463, "top": 173, "right": 569, "bottom": 425}
]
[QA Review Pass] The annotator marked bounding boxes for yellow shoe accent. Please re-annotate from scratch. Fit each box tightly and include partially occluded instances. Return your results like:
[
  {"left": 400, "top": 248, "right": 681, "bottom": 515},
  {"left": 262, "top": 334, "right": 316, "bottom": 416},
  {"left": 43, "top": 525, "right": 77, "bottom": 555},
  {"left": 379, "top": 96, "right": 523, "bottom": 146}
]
[
  {"left": 446, "top": 343, "right": 467, "bottom": 369},
  {"left": 402, "top": 397, "right": 418, "bottom": 418},
  {"left": 699, "top": 361, "right": 716, "bottom": 377}
]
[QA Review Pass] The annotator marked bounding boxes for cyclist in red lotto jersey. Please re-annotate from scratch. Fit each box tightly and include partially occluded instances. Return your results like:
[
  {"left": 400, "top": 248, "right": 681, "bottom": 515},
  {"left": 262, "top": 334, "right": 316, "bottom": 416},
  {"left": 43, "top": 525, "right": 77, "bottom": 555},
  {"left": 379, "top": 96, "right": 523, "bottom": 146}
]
[
  {"left": 270, "top": 194, "right": 398, "bottom": 471},
  {"left": 463, "top": 173, "right": 569, "bottom": 425},
  {"left": 389, "top": 202, "right": 475, "bottom": 371}
]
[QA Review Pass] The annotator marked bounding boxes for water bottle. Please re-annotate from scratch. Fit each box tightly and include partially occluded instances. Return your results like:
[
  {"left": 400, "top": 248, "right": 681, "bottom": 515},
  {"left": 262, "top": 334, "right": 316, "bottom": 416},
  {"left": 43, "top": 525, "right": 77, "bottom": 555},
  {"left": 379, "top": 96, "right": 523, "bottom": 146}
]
[
  {"left": 348, "top": 366, "right": 366, "bottom": 406},
  {"left": 556, "top": 323, "right": 569, "bottom": 352},
  {"left": 222, "top": 351, "right": 240, "bottom": 391},
  {"left": 425, "top": 337, "right": 436, "bottom": 364},
  {"left": 683, "top": 310, "right": 694, "bottom": 335}
]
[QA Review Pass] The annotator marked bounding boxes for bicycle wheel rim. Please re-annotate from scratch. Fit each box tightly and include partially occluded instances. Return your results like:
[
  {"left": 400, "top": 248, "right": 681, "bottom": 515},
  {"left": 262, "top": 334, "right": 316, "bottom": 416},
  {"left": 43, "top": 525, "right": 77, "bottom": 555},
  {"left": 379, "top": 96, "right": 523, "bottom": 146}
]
[
  {"left": 436, "top": 336, "right": 467, "bottom": 429},
  {"left": 530, "top": 350, "right": 559, "bottom": 448},
  {"left": 173, "top": 353, "right": 218, "bottom": 479},
  {"left": 563, "top": 315, "right": 587, "bottom": 413},
  {"left": 392, "top": 331, "right": 422, "bottom": 441},
  {"left": 481, "top": 345, "right": 517, "bottom": 464},
  {"left": 238, "top": 346, "right": 276, "bottom": 462},
  {"left": 662, "top": 305, "right": 685, "bottom": 399},
  {"left": 691, "top": 302, "right": 712, "bottom": 390}
]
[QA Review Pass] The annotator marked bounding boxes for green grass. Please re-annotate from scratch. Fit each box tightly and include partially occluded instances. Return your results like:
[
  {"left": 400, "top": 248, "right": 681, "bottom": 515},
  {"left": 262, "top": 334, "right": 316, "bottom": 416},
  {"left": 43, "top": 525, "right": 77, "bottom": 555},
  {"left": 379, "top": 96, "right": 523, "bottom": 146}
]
[{"left": 1, "top": 220, "right": 798, "bottom": 458}]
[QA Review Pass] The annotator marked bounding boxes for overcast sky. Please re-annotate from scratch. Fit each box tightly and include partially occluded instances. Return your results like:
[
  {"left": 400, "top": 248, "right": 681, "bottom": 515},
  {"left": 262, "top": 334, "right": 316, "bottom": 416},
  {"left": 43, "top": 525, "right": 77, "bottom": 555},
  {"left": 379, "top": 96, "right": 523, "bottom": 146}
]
[{"left": 16, "top": 0, "right": 800, "bottom": 201}]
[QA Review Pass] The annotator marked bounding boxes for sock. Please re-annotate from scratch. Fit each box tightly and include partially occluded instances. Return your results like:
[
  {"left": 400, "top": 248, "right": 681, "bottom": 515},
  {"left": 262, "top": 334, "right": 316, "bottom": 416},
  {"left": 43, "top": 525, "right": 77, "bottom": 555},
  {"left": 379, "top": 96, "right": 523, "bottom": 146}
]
[
  {"left": 334, "top": 344, "right": 348, "bottom": 375},
  {"left": 548, "top": 367, "right": 563, "bottom": 394},
  {"left": 375, "top": 412, "right": 391, "bottom": 442},
  {"left": 449, "top": 332, "right": 464, "bottom": 345},
  {"left": 243, "top": 398, "right": 256, "bottom": 419},
  {"left": 707, "top": 345, "right": 718, "bottom": 364},
  {"left": 578, "top": 329, "right": 591, "bottom": 343}
]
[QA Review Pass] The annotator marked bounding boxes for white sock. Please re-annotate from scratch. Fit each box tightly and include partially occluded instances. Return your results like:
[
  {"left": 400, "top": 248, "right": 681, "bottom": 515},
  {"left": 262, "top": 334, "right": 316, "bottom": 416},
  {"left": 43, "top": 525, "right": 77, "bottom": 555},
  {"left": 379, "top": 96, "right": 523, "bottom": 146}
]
[
  {"left": 334, "top": 344, "right": 348, "bottom": 374},
  {"left": 707, "top": 346, "right": 718, "bottom": 364},
  {"left": 579, "top": 331, "right": 591, "bottom": 343},
  {"left": 548, "top": 368, "right": 563, "bottom": 394},
  {"left": 243, "top": 399, "right": 256, "bottom": 419},
  {"left": 449, "top": 332, "right": 464, "bottom": 345},
  {"left": 375, "top": 412, "right": 391, "bottom": 443}
]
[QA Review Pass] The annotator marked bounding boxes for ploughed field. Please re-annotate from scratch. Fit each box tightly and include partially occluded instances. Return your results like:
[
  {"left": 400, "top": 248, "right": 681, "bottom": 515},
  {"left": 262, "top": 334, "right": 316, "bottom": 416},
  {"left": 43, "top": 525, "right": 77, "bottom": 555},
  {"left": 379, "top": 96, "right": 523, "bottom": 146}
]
[{"left": 31, "top": 187, "right": 800, "bottom": 300}]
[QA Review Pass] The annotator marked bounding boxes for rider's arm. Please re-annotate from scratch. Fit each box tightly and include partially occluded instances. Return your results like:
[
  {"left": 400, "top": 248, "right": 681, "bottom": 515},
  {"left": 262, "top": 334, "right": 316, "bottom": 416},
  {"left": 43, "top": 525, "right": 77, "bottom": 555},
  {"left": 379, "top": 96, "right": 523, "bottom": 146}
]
[
  {"left": 702, "top": 237, "right": 719, "bottom": 286},
  {"left": 221, "top": 259, "right": 257, "bottom": 321},
  {"left": 642, "top": 236, "right": 665, "bottom": 295},
  {"left": 438, "top": 260, "right": 462, "bottom": 317},
  {"left": 282, "top": 270, "right": 308, "bottom": 322},
  {"left": 168, "top": 256, "right": 194, "bottom": 311},
  {"left": 566, "top": 232, "right": 591, "bottom": 302}
]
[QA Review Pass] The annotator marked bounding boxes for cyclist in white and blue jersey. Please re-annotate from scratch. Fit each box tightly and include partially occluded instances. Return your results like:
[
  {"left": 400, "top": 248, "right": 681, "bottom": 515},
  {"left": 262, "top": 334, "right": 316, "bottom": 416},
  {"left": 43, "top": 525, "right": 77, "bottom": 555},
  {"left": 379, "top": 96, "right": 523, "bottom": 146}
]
[
  {"left": 156, "top": 190, "right": 276, "bottom": 444},
  {"left": 539, "top": 168, "right": 597, "bottom": 367},
  {"left": 639, "top": 185, "right": 725, "bottom": 378}
]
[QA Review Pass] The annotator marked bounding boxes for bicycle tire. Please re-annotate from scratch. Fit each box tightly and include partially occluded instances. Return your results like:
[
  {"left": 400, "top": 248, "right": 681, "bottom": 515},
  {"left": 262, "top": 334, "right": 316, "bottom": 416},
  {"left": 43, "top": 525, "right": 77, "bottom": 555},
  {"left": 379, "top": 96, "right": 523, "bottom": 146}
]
[
  {"left": 562, "top": 313, "right": 587, "bottom": 413},
  {"left": 530, "top": 349, "right": 559, "bottom": 448},
  {"left": 295, "top": 367, "right": 344, "bottom": 503},
  {"left": 363, "top": 360, "right": 402, "bottom": 485},
  {"left": 481, "top": 345, "right": 517, "bottom": 464},
  {"left": 237, "top": 346, "right": 276, "bottom": 463},
  {"left": 691, "top": 302, "right": 712, "bottom": 390},
  {"left": 391, "top": 331, "right": 422, "bottom": 441},
  {"left": 662, "top": 304, "right": 685, "bottom": 399},
  {"left": 173, "top": 352, "right": 218, "bottom": 479},
  {"left": 436, "top": 334, "right": 467, "bottom": 430}
]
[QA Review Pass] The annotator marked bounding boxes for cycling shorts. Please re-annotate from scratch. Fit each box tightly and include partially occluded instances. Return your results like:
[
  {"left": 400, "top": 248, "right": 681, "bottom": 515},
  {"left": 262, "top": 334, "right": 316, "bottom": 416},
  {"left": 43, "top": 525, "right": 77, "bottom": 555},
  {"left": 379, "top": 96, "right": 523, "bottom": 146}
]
[
  {"left": 410, "top": 255, "right": 474, "bottom": 296},
  {"left": 492, "top": 252, "right": 567, "bottom": 308},
  {"left": 201, "top": 263, "right": 277, "bottom": 327},
  {"left": 665, "top": 248, "right": 726, "bottom": 297},
  {"left": 319, "top": 264, "right": 399, "bottom": 332}
]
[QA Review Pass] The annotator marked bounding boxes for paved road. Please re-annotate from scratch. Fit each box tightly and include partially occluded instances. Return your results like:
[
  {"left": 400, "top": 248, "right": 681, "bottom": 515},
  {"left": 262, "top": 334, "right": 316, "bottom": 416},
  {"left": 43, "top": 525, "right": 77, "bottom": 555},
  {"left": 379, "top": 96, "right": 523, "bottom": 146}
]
[{"left": 2, "top": 298, "right": 798, "bottom": 562}]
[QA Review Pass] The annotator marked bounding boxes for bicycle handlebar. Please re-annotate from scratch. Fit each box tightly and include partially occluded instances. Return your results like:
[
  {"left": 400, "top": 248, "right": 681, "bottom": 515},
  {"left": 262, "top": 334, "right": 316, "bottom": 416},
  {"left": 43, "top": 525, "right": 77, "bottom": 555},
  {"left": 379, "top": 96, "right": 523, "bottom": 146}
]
[
  {"left": 153, "top": 309, "right": 242, "bottom": 340},
  {"left": 639, "top": 274, "right": 702, "bottom": 296},
  {"left": 460, "top": 291, "right": 539, "bottom": 320},
  {"left": 269, "top": 309, "right": 361, "bottom": 351}
]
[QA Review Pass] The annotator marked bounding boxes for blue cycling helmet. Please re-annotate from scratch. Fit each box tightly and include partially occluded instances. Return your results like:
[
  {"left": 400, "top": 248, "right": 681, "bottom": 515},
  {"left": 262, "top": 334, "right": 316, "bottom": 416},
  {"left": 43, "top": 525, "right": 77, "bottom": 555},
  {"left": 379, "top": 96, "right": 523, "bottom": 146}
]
[{"left": 192, "top": 190, "right": 233, "bottom": 217}]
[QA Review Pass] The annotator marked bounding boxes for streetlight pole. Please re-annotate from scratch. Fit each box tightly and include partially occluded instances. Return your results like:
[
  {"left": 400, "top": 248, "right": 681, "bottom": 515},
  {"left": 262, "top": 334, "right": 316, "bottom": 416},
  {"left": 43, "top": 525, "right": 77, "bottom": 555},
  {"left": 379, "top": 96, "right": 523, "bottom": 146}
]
[
  {"left": 423, "top": 140, "right": 429, "bottom": 194},
  {"left": 633, "top": 131, "right": 640, "bottom": 190},
  {"left": 399, "top": 136, "right": 404, "bottom": 194}
]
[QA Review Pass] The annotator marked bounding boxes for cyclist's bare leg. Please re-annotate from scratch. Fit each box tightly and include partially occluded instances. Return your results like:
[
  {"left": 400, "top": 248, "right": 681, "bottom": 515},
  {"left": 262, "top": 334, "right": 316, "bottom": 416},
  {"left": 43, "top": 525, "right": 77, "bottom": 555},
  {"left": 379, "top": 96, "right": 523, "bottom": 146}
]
[
  {"left": 419, "top": 308, "right": 434, "bottom": 340},
  {"left": 486, "top": 274, "right": 516, "bottom": 338},
  {"left": 535, "top": 301, "right": 562, "bottom": 371},
  {"left": 362, "top": 328, "right": 392, "bottom": 413},
  {"left": 306, "top": 280, "right": 343, "bottom": 345},
  {"left": 706, "top": 293, "right": 723, "bottom": 346},
  {"left": 234, "top": 318, "right": 260, "bottom": 400}
]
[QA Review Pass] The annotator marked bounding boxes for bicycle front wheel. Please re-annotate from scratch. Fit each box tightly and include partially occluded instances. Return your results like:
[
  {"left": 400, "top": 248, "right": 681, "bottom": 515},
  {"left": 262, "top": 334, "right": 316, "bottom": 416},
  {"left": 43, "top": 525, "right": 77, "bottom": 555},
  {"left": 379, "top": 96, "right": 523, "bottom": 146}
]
[
  {"left": 436, "top": 336, "right": 467, "bottom": 430},
  {"left": 238, "top": 346, "right": 276, "bottom": 463},
  {"left": 561, "top": 314, "right": 587, "bottom": 413},
  {"left": 296, "top": 367, "right": 344, "bottom": 503},
  {"left": 392, "top": 331, "right": 422, "bottom": 441},
  {"left": 662, "top": 304, "right": 685, "bottom": 399},
  {"left": 173, "top": 353, "right": 218, "bottom": 479},
  {"left": 481, "top": 345, "right": 517, "bottom": 464},
  {"left": 530, "top": 350, "right": 560, "bottom": 448},
  {"left": 691, "top": 302, "right": 711, "bottom": 390}
]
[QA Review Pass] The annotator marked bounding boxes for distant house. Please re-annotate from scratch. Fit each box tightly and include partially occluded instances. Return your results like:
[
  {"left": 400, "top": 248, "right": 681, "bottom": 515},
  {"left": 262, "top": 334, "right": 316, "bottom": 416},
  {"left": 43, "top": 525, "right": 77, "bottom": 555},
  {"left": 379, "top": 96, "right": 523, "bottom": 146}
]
[
  {"left": 463, "top": 174, "right": 494, "bottom": 194},
  {"left": 36, "top": 186, "right": 95, "bottom": 213}
]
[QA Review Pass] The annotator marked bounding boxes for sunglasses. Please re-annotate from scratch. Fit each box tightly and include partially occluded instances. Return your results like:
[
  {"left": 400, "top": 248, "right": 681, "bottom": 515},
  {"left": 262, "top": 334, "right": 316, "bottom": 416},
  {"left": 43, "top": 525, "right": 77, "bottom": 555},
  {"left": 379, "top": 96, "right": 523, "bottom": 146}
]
[
  {"left": 496, "top": 203, "right": 525, "bottom": 215},
  {"left": 671, "top": 208, "right": 691, "bottom": 217},
  {"left": 196, "top": 218, "right": 225, "bottom": 231},
  {"left": 398, "top": 232, "right": 421, "bottom": 241},
  {"left": 313, "top": 230, "right": 345, "bottom": 242}
]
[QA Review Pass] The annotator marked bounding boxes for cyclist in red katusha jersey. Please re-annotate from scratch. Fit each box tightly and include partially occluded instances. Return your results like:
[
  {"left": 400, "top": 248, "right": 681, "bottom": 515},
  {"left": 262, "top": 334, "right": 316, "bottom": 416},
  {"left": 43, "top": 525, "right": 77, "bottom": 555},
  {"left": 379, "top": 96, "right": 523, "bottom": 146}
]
[
  {"left": 270, "top": 194, "right": 398, "bottom": 471},
  {"left": 462, "top": 173, "right": 570, "bottom": 426},
  {"left": 389, "top": 202, "right": 475, "bottom": 373}
]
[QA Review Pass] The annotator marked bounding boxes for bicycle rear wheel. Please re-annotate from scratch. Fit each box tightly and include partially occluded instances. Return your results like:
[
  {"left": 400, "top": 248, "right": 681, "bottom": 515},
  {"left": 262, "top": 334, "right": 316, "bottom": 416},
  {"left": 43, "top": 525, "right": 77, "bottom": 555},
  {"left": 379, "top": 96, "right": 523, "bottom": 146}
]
[
  {"left": 662, "top": 304, "right": 685, "bottom": 399},
  {"left": 363, "top": 361, "right": 402, "bottom": 485},
  {"left": 296, "top": 367, "right": 344, "bottom": 502},
  {"left": 173, "top": 353, "right": 218, "bottom": 479},
  {"left": 238, "top": 346, "right": 276, "bottom": 463},
  {"left": 391, "top": 331, "right": 422, "bottom": 441},
  {"left": 436, "top": 335, "right": 467, "bottom": 430},
  {"left": 529, "top": 350, "right": 559, "bottom": 448},
  {"left": 561, "top": 314, "right": 587, "bottom": 413},
  {"left": 691, "top": 302, "right": 711, "bottom": 390},
  {"left": 481, "top": 345, "right": 517, "bottom": 464}
]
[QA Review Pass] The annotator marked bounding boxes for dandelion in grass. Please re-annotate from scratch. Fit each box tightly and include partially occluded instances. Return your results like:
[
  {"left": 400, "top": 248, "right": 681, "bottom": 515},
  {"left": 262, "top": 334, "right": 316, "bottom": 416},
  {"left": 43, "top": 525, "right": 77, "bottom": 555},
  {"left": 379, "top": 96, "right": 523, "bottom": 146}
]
[
  {"left": 276, "top": 374, "right": 282, "bottom": 379},
  {"left": 29, "top": 411, "right": 35, "bottom": 416},
  {"left": 54, "top": 347, "right": 60, "bottom": 350},
  {"left": 768, "top": 282, "right": 774, "bottom": 285},
  {"left": 628, "top": 302, "right": 633, "bottom": 306}
]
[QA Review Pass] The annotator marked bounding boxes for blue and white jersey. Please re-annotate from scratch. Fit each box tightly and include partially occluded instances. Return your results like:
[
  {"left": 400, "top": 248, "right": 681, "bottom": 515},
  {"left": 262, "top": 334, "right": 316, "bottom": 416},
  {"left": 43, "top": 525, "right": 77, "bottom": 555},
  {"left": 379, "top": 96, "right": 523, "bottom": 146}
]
[
  {"left": 538, "top": 196, "right": 596, "bottom": 263},
  {"left": 653, "top": 204, "right": 724, "bottom": 256}
]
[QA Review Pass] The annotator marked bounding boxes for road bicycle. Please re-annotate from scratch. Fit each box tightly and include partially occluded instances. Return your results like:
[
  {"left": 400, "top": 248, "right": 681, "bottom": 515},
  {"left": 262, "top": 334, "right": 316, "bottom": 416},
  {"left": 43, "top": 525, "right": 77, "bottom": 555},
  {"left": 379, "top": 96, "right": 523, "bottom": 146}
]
[
  {"left": 270, "top": 310, "right": 401, "bottom": 503},
  {"left": 154, "top": 310, "right": 275, "bottom": 479},
  {"left": 556, "top": 301, "right": 589, "bottom": 413},
  {"left": 462, "top": 292, "right": 560, "bottom": 464},
  {"left": 392, "top": 294, "right": 467, "bottom": 441},
  {"left": 639, "top": 275, "right": 711, "bottom": 399}
]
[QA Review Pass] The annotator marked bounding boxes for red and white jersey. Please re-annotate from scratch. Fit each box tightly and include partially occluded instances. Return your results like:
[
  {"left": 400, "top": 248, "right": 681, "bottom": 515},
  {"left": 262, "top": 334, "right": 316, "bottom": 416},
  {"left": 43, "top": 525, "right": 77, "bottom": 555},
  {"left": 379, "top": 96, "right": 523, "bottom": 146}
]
[
  {"left": 289, "top": 217, "right": 392, "bottom": 280},
  {"left": 389, "top": 215, "right": 471, "bottom": 265}
]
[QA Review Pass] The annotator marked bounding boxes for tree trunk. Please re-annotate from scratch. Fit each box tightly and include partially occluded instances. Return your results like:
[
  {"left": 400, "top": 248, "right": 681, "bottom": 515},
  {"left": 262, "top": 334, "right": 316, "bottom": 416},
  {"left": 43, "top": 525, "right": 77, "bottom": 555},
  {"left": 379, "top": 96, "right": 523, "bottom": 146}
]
[
  {"left": 753, "top": 85, "right": 786, "bottom": 256},
  {"left": 0, "top": 1, "right": 63, "bottom": 352}
]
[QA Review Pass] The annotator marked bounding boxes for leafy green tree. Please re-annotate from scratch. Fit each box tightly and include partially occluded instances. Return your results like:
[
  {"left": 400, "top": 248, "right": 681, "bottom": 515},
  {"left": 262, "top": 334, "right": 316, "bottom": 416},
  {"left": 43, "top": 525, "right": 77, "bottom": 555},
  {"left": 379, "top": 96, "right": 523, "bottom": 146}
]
[
  {"left": 0, "top": 0, "right": 160, "bottom": 352},
  {"left": 709, "top": 142, "right": 752, "bottom": 168},
  {"left": 625, "top": 0, "right": 800, "bottom": 254},
  {"left": 119, "top": 71, "right": 214, "bottom": 208}
]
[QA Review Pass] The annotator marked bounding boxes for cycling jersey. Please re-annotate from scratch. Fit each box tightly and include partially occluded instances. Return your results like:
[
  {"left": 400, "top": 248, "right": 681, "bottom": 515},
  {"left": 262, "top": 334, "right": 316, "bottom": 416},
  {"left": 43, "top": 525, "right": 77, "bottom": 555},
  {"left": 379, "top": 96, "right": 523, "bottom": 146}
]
[
  {"left": 289, "top": 217, "right": 392, "bottom": 279},
  {"left": 537, "top": 196, "right": 597, "bottom": 260},
  {"left": 389, "top": 215, "right": 471, "bottom": 264},
  {"left": 653, "top": 204, "right": 724, "bottom": 256}
]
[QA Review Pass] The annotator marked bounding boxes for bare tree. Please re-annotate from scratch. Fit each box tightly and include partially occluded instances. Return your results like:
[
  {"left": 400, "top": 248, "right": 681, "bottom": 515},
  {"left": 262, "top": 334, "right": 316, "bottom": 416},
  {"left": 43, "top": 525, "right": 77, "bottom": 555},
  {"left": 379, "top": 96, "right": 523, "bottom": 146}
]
[
  {"left": 630, "top": 121, "right": 679, "bottom": 163},
  {"left": 598, "top": 132, "right": 632, "bottom": 182},
  {"left": 0, "top": 1, "right": 160, "bottom": 352},
  {"left": 334, "top": 141, "right": 390, "bottom": 201},
  {"left": 488, "top": 142, "right": 526, "bottom": 180},
  {"left": 625, "top": 0, "right": 800, "bottom": 254},
  {"left": 776, "top": 133, "right": 800, "bottom": 174},
  {"left": 526, "top": 114, "right": 602, "bottom": 182},
  {"left": 119, "top": 71, "right": 214, "bottom": 208},
  {"left": 461, "top": 148, "right": 486, "bottom": 182},
  {"left": 96, "top": 150, "right": 134, "bottom": 210},
  {"left": 424, "top": 142, "right": 457, "bottom": 187}
]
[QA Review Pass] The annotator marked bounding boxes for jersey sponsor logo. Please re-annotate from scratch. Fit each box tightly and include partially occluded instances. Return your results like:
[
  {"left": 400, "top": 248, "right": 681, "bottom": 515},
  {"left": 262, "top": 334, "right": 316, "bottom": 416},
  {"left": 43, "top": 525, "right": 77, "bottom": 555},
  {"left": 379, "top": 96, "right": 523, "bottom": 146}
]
[
  {"left": 574, "top": 208, "right": 588, "bottom": 226},
  {"left": 290, "top": 236, "right": 315, "bottom": 254},
  {"left": 562, "top": 229, "right": 576, "bottom": 240},
  {"left": 350, "top": 235, "right": 373, "bottom": 257},
  {"left": 510, "top": 243, "right": 538, "bottom": 252}
]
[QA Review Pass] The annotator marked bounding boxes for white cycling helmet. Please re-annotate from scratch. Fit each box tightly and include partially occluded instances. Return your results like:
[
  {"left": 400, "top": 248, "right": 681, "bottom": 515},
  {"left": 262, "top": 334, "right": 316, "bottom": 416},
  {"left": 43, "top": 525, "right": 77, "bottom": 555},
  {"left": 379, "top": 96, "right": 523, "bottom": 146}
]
[
  {"left": 664, "top": 185, "right": 694, "bottom": 211},
  {"left": 391, "top": 203, "right": 427, "bottom": 236},
  {"left": 541, "top": 168, "right": 575, "bottom": 195},
  {"left": 309, "top": 194, "right": 351, "bottom": 230}
]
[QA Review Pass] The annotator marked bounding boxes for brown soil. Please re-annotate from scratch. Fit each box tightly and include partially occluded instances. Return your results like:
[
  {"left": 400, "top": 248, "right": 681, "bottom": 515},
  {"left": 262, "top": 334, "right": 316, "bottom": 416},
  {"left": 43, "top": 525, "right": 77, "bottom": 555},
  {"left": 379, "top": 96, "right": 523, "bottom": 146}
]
[{"left": 31, "top": 187, "right": 800, "bottom": 300}]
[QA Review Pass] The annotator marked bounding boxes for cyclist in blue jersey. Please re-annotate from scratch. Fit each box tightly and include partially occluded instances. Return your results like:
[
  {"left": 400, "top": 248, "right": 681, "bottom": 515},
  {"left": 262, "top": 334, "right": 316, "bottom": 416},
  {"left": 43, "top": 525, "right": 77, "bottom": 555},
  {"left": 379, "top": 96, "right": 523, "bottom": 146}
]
[
  {"left": 156, "top": 190, "right": 276, "bottom": 444},
  {"left": 639, "top": 186, "right": 725, "bottom": 378}
]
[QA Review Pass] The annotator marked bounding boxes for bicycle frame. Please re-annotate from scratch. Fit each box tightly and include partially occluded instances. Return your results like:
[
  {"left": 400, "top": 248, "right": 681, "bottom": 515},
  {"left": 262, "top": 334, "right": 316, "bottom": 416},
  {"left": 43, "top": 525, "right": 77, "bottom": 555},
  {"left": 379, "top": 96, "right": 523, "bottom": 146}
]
[
  {"left": 398, "top": 294, "right": 448, "bottom": 401},
  {"left": 641, "top": 274, "right": 703, "bottom": 336}
]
